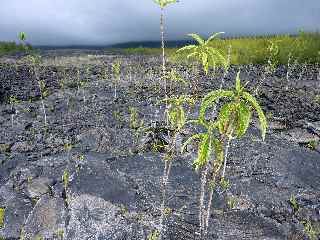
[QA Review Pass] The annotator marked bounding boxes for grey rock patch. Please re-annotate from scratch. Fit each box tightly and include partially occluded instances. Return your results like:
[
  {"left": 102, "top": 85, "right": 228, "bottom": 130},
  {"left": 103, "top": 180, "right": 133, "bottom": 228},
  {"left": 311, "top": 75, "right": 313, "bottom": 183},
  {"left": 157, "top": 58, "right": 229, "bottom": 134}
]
[
  {"left": 280, "top": 127, "right": 319, "bottom": 144},
  {"left": 0, "top": 183, "right": 33, "bottom": 239},
  {"left": 10, "top": 141, "right": 33, "bottom": 153},
  {"left": 27, "top": 177, "right": 55, "bottom": 199},
  {"left": 68, "top": 153, "right": 137, "bottom": 210},
  {"left": 24, "top": 195, "right": 67, "bottom": 240},
  {"left": 66, "top": 194, "right": 146, "bottom": 240}
]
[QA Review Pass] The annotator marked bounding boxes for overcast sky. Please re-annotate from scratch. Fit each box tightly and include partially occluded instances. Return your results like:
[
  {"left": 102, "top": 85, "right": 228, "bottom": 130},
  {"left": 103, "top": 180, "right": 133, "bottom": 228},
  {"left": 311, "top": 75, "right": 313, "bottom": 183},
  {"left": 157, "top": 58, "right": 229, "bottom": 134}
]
[{"left": 0, "top": 0, "right": 319, "bottom": 46}]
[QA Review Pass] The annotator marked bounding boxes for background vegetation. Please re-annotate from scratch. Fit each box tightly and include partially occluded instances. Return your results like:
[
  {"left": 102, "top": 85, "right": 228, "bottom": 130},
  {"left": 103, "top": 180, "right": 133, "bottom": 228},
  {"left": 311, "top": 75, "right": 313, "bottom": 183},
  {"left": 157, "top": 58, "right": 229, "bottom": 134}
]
[
  {"left": 0, "top": 41, "right": 32, "bottom": 56},
  {"left": 122, "top": 32, "right": 320, "bottom": 65}
]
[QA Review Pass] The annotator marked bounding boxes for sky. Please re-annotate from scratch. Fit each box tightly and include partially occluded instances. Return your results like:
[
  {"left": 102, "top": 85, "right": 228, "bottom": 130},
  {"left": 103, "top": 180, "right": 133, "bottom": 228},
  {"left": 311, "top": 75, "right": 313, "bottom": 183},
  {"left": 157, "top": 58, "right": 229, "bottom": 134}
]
[{"left": 0, "top": 0, "right": 319, "bottom": 46}]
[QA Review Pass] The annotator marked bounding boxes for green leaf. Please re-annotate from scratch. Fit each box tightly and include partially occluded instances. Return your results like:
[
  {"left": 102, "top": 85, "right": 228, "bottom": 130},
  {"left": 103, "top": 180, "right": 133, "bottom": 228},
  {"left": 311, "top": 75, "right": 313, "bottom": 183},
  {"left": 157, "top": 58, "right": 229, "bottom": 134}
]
[
  {"left": 193, "top": 134, "right": 211, "bottom": 171},
  {"left": 199, "top": 90, "right": 234, "bottom": 123},
  {"left": 186, "top": 51, "right": 198, "bottom": 59},
  {"left": 153, "top": 0, "right": 177, "bottom": 8},
  {"left": 212, "top": 138, "right": 224, "bottom": 175},
  {"left": 207, "top": 47, "right": 228, "bottom": 70},
  {"left": 176, "top": 45, "right": 197, "bottom": 53},
  {"left": 206, "top": 32, "right": 225, "bottom": 44},
  {"left": 181, "top": 133, "right": 206, "bottom": 154},
  {"left": 188, "top": 33, "right": 205, "bottom": 46},
  {"left": 236, "top": 101, "right": 252, "bottom": 138},
  {"left": 202, "top": 52, "right": 208, "bottom": 74},
  {"left": 218, "top": 103, "right": 235, "bottom": 135},
  {"left": 242, "top": 92, "right": 267, "bottom": 140},
  {"left": 18, "top": 32, "right": 26, "bottom": 41}
]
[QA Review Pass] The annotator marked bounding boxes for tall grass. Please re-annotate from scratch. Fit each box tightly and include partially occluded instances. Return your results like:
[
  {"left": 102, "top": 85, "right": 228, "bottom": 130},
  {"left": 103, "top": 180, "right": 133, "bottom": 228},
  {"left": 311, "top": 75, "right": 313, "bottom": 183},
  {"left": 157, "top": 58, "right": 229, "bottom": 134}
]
[{"left": 121, "top": 32, "right": 320, "bottom": 65}]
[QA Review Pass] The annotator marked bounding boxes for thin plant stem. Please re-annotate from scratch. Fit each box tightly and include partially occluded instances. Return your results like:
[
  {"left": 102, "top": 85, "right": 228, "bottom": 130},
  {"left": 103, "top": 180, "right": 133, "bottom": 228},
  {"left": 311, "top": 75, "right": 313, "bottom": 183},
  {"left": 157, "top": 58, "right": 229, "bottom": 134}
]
[
  {"left": 203, "top": 187, "right": 214, "bottom": 238},
  {"left": 222, "top": 137, "right": 231, "bottom": 179},
  {"left": 159, "top": 132, "right": 178, "bottom": 240},
  {"left": 198, "top": 163, "right": 209, "bottom": 238}
]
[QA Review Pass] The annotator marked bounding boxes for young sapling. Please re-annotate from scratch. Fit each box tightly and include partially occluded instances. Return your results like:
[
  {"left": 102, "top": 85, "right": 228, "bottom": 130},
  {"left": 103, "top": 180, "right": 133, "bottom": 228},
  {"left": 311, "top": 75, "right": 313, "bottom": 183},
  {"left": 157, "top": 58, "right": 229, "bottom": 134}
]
[
  {"left": 153, "top": 0, "right": 178, "bottom": 100},
  {"left": 182, "top": 72, "right": 267, "bottom": 238},
  {"left": 158, "top": 95, "right": 189, "bottom": 239}
]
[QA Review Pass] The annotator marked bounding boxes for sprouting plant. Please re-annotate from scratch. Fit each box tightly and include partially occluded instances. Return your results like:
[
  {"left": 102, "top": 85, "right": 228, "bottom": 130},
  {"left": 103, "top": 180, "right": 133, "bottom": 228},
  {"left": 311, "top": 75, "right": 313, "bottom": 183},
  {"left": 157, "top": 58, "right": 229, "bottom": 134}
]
[
  {"left": 64, "top": 143, "right": 73, "bottom": 163},
  {"left": 307, "top": 140, "right": 318, "bottom": 151},
  {"left": 112, "top": 110, "right": 125, "bottom": 127},
  {"left": 129, "top": 107, "right": 138, "bottom": 129},
  {"left": 62, "top": 169, "right": 70, "bottom": 193},
  {"left": 182, "top": 72, "right": 267, "bottom": 238},
  {"left": 147, "top": 229, "right": 160, "bottom": 240},
  {"left": 19, "top": 32, "right": 26, "bottom": 43},
  {"left": 254, "top": 40, "right": 280, "bottom": 95},
  {"left": 112, "top": 59, "right": 121, "bottom": 99},
  {"left": 301, "top": 219, "right": 319, "bottom": 240},
  {"left": 266, "top": 40, "right": 280, "bottom": 73},
  {"left": 226, "top": 195, "right": 237, "bottom": 210},
  {"left": 75, "top": 154, "right": 85, "bottom": 173},
  {"left": 8, "top": 95, "right": 20, "bottom": 127},
  {"left": 289, "top": 194, "right": 299, "bottom": 213},
  {"left": 18, "top": 32, "right": 28, "bottom": 51},
  {"left": 19, "top": 227, "right": 25, "bottom": 240},
  {"left": 0, "top": 207, "right": 5, "bottom": 228},
  {"left": 55, "top": 229, "right": 64, "bottom": 240}
]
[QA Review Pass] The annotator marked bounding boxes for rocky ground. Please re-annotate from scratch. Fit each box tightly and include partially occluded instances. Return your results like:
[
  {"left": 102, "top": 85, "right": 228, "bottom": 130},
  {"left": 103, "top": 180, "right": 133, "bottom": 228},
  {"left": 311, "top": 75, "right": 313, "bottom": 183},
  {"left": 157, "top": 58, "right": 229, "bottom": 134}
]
[{"left": 0, "top": 50, "right": 320, "bottom": 240}]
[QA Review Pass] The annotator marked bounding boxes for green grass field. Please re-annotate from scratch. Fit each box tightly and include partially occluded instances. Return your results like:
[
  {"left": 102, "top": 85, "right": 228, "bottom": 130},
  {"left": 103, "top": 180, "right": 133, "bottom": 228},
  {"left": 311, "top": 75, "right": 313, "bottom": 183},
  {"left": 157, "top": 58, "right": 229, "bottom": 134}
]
[
  {"left": 0, "top": 41, "right": 32, "bottom": 56},
  {"left": 122, "top": 32, "right": 320, "bottom": 65}
]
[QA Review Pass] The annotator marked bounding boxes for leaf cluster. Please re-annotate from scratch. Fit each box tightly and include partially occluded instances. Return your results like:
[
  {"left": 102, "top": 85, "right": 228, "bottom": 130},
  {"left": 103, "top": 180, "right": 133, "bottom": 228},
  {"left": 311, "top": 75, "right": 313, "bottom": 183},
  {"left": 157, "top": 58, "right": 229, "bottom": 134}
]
[
  {"left": 182, "top": 72, "right": 267, "bottom": 173},
  {"left": 153, "top": 0, "right": 177, "bottom": 9},
  {"left": 177, "top": 33, "right": 228, "bottom": 74}
]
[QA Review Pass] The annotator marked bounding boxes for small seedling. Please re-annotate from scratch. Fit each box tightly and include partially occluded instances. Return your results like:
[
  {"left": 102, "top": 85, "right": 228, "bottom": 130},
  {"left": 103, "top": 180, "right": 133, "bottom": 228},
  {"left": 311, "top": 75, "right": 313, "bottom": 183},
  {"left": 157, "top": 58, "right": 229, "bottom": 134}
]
[
  {"left": 147, "top": 229, "right": 160, "bottom": 240},
  {"left": 220, "top": 177, "right": 230, "bottom": 192},
  {"left": 8, "top": 95, "right": 20, "bottom": 127},
  {"left": 163, "top": 207, "right": 173, "bottom": 216},
  {"left": 289, "top": 194, "right": 299, "bottom": 213},
  {"left": 129, "top": 107, "right": 138, "bottom": 129},
  {"left": 19, "top": 227, "right": 25, "bottom": 240},
  {"left": 254, "top": 40, "right": 280, "bottom": 95},
  {"left": 112, "top": 59, "right": 121, "bottom": 99},
  {"left": 56, "top": 229, "right": 64, "bottom": 240},
  {"left": 307, "top": 140, "right": 317, "bottom": 151},
  {"left": 226, "top": 195, "right": 237, "bottom": 210},
  {"left": 301, "top": 219, "right": 319, "bottom": 240},
  {"left": 0, "top": 207, "right": 5, "bottom": 228}
]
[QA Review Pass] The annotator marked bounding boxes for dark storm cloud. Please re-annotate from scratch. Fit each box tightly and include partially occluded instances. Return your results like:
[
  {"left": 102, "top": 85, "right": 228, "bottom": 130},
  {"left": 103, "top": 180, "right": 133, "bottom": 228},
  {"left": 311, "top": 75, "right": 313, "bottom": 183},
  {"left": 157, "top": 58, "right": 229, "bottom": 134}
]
[{"left": 0, "top": 0, "right": 319, "bottom": 46}]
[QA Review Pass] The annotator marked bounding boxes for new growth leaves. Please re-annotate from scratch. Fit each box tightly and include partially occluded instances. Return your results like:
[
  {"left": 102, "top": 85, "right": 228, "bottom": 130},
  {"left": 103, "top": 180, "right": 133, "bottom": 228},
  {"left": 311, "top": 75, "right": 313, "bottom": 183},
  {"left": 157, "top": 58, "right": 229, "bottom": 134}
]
[
  {"left": 153, "top": 0, "right": 177, "bottom": 9},
  {"left": 177, "top": 32, "right": 228, "bottom": 75}
]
